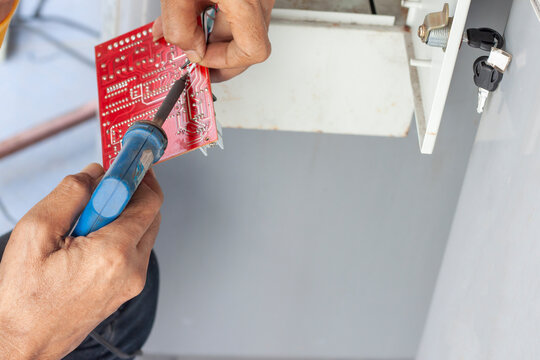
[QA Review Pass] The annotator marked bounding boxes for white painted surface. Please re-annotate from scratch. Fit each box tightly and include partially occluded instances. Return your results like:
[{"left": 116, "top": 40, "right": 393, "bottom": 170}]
[
  {"left": 406, "top": 0, "right": 472, "bottom": 153},
  {"left": 417, "top": 1, "right": 540, "bottom": 358},
  {"left": 213, "top": 18, "right": 413, "bottom": 137},
  {"left": 271, "top": 8, "right": 396, "bottom": 26}
]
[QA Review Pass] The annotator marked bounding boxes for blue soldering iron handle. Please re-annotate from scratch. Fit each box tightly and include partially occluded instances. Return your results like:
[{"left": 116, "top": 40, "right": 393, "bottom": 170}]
[{"left": 72, "top": 122, "right": 167, "bottom": 237}]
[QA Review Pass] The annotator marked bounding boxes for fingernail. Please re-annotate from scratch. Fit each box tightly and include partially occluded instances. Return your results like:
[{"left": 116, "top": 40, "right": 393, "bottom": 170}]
[
  {"left": 81, "top": 163, "right": 103, "bottom": 179},
  {"left": 185, "top": 50, "right": 202, "bottom": 63}
]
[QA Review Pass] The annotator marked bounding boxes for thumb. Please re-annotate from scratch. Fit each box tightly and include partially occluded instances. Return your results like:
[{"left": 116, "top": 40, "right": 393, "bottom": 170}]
[
  {"left": 151, "top": 15, "right": 165, "bottom": 41},
  {"left": 17, "top": 163, "right": 104, "bottom": 255},
  {"left": 154, "top": 0, "right": 207, "bottom": 62}
]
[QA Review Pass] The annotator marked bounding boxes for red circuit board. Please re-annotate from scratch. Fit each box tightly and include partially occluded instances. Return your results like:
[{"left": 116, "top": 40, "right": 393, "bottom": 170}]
[{"left": 95, "top": 22, "right": 218, "bottom": 170}]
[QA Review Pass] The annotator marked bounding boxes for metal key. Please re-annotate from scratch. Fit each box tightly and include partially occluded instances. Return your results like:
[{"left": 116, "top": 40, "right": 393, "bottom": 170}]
[
  {"left": 473, "top": 55, "right": 503, "bottom": 114},
  {"left": 486, "top": 47, "right": 512, "bottom": 73}
]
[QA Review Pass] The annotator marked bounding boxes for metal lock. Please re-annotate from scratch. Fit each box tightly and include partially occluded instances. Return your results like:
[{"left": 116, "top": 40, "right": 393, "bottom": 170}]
[{"left": 418, "top": 3, "right": 453, "bottom": 50}]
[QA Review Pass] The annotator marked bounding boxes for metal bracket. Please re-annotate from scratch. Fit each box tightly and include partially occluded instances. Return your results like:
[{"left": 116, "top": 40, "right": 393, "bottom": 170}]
[{"left": 418, "top": 3, "right": 453, "bottom": 49}]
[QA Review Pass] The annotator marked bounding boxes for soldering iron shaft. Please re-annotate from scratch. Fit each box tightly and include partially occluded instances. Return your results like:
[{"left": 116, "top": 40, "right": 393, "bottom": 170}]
[{"left": 153, "top": 74, "right": 188, "bottom": 128}]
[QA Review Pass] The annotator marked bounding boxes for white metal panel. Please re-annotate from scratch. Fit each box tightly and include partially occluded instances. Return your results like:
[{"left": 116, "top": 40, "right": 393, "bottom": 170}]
[
  {"left": 271, "top": 8, "right": 396, "bottom": 26},
  {"left": 212, "top": 12, "right": 413, "bottom": 137},
  {"left": 417, "top": 1, "right": 540, "bottom": 358},
  {"left": 405, "top": 0, "right": 472, "bottom": 153}
]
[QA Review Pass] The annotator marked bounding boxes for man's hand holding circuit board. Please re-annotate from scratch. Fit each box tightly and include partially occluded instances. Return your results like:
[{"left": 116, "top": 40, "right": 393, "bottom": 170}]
[{"left": 0, "top": 1, "right": 274, "bottom": 359}]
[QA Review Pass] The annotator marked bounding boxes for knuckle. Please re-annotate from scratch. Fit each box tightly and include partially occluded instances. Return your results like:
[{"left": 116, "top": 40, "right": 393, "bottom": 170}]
[
  {"left": 242, "top": 40, "right": 271, "bottom": 65},
  {"left": 34, "top": 217, "right": 55, "bottom": 234},
  {"left": 258, "top": 41, "right": 272, "bottom": 62},
  {"left": 101, "top": 245, "right": 130, "bottom": 270},
  {"left": 126, "top": 271, "right": 146, "bottom": 297},
  {"left": 19, "top": 212, "right": 55, "bottom": 236},
  {"left": 61, "top": 174, "right": 93, "bottom": 195}
]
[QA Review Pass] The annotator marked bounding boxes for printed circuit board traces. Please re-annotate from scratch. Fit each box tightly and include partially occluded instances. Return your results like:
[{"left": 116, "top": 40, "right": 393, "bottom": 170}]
[{"left": 95, "top": 22, "right": 219, "bottom": 170}]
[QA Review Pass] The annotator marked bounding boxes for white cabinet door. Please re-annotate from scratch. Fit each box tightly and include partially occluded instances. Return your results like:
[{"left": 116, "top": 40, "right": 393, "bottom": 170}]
[
  {"left": 405, "top": 0, "right": 472, "bottom": 153},
  {"left": 212, "top": 13, "right": 414, "bottom": 138}
]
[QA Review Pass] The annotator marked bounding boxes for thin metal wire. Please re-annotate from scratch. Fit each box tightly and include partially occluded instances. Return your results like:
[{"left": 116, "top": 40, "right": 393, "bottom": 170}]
[
  {"left": 28, "top": 15, "right": 100, "bottom": 38},
  {"left": 89, "top": 331, "right": 142, "bottom": 359},
  {"left": 11, "top": 23, "right": 95, "bottom": 67}
]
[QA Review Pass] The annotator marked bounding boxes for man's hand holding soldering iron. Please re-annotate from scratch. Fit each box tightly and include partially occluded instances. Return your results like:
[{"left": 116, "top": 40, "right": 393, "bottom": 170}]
[{"left": 0, "top": 0, "right": 274, "bottom": 359}]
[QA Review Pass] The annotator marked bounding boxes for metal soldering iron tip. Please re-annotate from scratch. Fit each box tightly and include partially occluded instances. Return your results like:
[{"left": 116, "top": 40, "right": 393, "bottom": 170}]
[
  {"left": 153, "top": 75, "right": 188, "bottom": 128},
  {"left": 180, "top": 59, "right": 191, "bottom": 70}
]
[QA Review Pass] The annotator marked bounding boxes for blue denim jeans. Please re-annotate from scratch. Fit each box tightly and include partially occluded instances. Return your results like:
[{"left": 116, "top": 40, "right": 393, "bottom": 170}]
[{"left": 0, "top": 231, "right": 159, "bottom": 360}]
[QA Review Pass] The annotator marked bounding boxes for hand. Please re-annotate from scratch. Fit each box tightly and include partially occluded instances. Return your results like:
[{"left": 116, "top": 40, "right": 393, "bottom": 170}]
[
  {"left": 153, "top": 0, "right": 274, "bottom": 82},
  {"left": 0, "top": 0, "right": 15, "bottom": 22},
  {"left": 0, "top": 163, "right": 163, "bottom": 359}
]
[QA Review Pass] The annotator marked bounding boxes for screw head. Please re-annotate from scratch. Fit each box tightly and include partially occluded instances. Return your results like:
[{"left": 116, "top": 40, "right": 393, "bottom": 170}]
[{"left": 418, "top": 25, "right": 426, "bottom": 39}]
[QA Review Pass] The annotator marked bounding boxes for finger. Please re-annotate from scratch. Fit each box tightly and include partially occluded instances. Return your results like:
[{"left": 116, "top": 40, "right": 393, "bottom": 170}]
[
  {"left": 136, "top": 212, "right": 161, "bottom": 257},
  {"left": 17, "top": 163, "right": 104, "bottom": 255},
  {"left": 157, "top": 0, "right": 207, "bottom": 62},
  {"left": 210, "top": 67, "right": 248, "bottom": 82},
  {"left": 200, "top": 0, "right": 271, "bottom": 69},
  {"left": 260, "top": 0, "right": 275, "bottom": 25},
  {"left": 143, "top": 168, "right": 164, "bottom": 203},
  {"left": 90, "top": 173, "right": 163, "bottom": 249},
  {"left": 209, "top": 1, "right": 273, "bottom": 44},
  {"left": 151, "top": 15, "right": 164, "bottom": 40},
  {"left": 208, "top": 10, "right": 233, "bottom": 43}
]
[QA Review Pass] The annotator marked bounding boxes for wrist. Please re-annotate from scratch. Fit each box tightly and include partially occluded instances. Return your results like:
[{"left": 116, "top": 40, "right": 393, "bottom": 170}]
[
  {"left": 0, "top": 333, "right": 31, "bottom": 359},
  {"left": 0, "top": 311, "right": 40, "bottom": 360}
]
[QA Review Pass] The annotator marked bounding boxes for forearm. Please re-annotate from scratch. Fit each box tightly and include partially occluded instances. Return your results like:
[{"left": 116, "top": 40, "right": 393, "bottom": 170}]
[
  {"left": 0, "top": 307, "right": 39, "bottom": 360},
  {"left": 0, "top": 300, "right": 72, "bottom": 360}
]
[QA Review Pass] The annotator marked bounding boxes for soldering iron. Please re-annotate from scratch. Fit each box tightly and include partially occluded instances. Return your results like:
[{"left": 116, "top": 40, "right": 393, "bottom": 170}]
[{"left": 72, "top": 75, "right": 188, "bottom": 237}]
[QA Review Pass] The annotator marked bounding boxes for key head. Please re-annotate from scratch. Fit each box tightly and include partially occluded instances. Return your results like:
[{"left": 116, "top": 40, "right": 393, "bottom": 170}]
[
  {"left": 467, "top": 28, "right": 504, "bottom": 51},
  {"left": 473, "top": 56, "right": 503, "bottom": 92}
]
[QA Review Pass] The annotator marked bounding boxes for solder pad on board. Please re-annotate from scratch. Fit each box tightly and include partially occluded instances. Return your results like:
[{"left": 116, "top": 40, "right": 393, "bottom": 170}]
[{"left": 95, "top": 22, "right": 218, "bottom": 170}]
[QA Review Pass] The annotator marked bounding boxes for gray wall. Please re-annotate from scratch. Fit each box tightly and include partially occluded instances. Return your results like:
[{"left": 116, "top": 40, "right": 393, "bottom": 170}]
[
  {"left": 144, "top": 0, "right": 509, "bottom": 358},
  {"left": 417, "top": 1, "right": 540, "bottom": 359}
]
